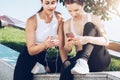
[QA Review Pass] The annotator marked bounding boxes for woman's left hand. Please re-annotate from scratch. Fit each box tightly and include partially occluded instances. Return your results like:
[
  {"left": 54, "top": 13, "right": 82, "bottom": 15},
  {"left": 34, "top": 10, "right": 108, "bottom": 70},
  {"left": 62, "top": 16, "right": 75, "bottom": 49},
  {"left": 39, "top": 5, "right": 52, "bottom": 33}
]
[{"left": 74, "top": 36, "right": 88, "bottom": 45}]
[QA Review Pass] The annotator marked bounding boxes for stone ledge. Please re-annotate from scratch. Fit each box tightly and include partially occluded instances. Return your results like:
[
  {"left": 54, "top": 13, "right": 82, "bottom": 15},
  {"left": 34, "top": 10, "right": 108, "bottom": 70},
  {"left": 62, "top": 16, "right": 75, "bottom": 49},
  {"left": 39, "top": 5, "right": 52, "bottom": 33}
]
[
  {"left": 34, "top": 72, "right": 120, "bottom": 80},
  {"left": 0, "top": 59, "right": 120, "bottom": 80}
]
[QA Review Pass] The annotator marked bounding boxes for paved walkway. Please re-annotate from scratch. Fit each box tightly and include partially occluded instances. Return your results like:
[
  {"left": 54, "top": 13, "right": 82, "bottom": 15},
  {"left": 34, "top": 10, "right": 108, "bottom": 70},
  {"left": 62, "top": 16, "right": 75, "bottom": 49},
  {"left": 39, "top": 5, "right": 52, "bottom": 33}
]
[{"left": 0, "top": 44, "right": 19, "bottom": 66}]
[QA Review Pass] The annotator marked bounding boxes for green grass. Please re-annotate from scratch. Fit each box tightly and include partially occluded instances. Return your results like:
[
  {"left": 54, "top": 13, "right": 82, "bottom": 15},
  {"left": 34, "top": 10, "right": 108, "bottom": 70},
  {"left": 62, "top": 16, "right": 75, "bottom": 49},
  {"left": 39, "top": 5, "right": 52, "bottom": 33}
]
[
  {"left": 106, "top": 57, "right": 120, "bottom": 71},
  {"left": 0, "top": 27, "right": 26, "bottom": 53},
  {"left": 0, "top": 27, "right": 120, "bottom": 71}
]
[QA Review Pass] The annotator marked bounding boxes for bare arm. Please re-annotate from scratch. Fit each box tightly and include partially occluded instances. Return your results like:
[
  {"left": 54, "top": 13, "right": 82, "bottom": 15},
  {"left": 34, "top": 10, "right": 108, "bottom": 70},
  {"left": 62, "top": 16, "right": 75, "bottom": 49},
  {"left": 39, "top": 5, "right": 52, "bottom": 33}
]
[
  {"left": 56, "top": 14, "right": 68, "bottom": 62},
  {"left": 26, "top": 15, "right": 53, "bottom": 56},
  {"left": 63, "top": 19, "right": 74, "bottom": 53}
]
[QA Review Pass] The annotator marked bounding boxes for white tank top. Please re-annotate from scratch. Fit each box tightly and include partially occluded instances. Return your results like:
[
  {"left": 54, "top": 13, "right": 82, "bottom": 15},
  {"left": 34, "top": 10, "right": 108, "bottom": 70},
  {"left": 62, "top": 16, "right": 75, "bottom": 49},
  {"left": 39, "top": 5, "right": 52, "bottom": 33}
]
[
  {"left": 35, "top": 13, "right": 58, "bottom": 44},
  {"left": 70, "top": 14, "right": 91, "bottom": 37}
]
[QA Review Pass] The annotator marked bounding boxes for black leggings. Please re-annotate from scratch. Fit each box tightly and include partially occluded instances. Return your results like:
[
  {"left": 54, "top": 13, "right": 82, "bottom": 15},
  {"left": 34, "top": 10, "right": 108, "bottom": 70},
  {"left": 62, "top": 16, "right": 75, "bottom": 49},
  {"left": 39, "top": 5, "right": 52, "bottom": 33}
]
[
  {"left": 13, "top": 47, "right": 62, "bottom": 80},
  {"left": 60, "top": 22, "right": 111, "bottom": 80},
  {"left": 0, "top": 20, "right": 1, "bottom": 27}
]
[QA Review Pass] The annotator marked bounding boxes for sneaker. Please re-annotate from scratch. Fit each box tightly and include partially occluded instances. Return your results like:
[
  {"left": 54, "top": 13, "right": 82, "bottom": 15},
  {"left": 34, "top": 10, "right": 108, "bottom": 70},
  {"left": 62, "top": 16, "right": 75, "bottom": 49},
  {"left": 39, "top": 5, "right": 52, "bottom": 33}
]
[
  {"left": 31, "top": 62, "right": 46, "bottom": 74},
  {"left": 71, "top": 58, "right": 89, "bottom": 74}
]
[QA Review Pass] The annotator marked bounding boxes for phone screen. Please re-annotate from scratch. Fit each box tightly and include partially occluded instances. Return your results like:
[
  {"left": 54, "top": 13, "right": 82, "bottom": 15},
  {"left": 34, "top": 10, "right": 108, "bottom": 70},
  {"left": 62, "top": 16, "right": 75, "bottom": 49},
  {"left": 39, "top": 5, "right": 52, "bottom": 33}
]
[
  {"left": 66, "top": 32, "right": 74, "bottom": 38},
  {"left": 51, "top": 35, "right": 58, "bottom": 39}
]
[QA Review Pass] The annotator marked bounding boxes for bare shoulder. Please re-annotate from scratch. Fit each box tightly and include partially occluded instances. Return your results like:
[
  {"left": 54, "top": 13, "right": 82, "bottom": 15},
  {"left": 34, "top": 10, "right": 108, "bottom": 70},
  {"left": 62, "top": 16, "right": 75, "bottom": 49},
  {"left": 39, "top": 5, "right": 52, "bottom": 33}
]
[
  {"left": 64, "top": 18, "right": 71, "bottom": 26},
  {"left": 27, "top": 14, "right": 36, "bottom": 24},
  {"left": 26, "top": 14, "right": 37, "bottom": 29},
  {"left": 55, "top": 11, "right": 62, "bottom": 18},
  {"left": 64, "top": 18, "right": 71, "bottom": 31},
  {"left": 55, "top": 11, "right": 64, "bottom": 23}
]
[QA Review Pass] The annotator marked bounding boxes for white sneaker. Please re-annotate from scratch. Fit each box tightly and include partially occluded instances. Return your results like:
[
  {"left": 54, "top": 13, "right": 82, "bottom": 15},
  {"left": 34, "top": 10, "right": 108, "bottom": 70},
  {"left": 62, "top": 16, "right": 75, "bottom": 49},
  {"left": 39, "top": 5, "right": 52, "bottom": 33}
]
[
  {"left": 31, "top": 62, "right": 46, "bottom": 74},
  {"left": 71, "top": 58, "right": 89, "bottom": 74}
]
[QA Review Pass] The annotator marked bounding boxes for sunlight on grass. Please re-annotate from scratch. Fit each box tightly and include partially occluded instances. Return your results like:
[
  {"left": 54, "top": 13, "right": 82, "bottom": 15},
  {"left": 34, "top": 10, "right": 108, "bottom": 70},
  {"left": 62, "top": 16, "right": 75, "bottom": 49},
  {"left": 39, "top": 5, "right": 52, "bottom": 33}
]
[
  {"left": 0, "top": 27, "right": 25, "bottom": 42},
  {"left": 107, "top": 57, "right": 120, "bottom": 71},
  {"left": 0, "top": 27, "right": 26, "bottom": 53}
]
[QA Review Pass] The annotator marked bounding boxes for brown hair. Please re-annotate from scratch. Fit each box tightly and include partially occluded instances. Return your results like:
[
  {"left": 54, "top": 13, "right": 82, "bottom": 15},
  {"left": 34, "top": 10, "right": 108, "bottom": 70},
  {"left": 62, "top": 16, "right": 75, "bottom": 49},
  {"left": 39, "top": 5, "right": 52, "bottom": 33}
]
[
  {"left": 41, "top": 0, "right": 58, "bottom": 2},
  {"left": 37, "top": 0, "right": 58, "bottom": 13},
  {"left": 64, "top": 0, "right": 84, "bottom": 6}
]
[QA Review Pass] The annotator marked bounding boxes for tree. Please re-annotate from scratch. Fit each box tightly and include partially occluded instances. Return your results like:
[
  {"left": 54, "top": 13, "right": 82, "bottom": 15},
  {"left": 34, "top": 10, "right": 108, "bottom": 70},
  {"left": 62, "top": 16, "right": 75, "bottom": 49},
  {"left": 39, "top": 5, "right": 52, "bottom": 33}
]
[
  {"left": 59, "top": 0, "right": 120, "bottom": 21},
  {"left": 106, "top": 0, "right": 120, "bottom": 17}
]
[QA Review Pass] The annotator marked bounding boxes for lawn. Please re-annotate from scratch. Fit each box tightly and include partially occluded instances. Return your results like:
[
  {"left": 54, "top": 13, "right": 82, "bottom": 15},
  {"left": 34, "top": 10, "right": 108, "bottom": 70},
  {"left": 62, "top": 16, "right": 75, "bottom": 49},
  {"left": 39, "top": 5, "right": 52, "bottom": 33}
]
[
  {"left": 0, "top": 27, "right": 26, "bottom": 53},
  {"left": 0, "top": 27, "right": 120, "bottom": 71}
]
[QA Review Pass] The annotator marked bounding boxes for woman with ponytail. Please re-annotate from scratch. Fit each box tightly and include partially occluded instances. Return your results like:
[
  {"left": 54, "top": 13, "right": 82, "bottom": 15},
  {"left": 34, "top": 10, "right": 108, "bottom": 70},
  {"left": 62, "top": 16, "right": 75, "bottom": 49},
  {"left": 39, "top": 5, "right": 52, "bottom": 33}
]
[{"left": 14, "top": 0, "right": 67, "bottom": 80}]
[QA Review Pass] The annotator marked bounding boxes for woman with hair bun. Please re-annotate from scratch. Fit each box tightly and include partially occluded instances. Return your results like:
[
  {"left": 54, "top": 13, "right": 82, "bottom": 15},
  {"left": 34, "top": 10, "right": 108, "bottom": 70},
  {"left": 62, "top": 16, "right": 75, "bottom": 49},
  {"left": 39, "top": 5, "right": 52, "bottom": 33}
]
[{"left": 60, "top": 0, "right": 111, "bottom": 80}]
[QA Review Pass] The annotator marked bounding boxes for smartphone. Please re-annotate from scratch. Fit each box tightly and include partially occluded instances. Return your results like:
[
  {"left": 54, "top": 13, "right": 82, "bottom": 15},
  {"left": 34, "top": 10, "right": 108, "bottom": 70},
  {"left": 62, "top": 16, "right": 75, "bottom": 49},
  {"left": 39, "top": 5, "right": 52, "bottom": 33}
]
[
  {"left": 50, "top": 35, "right": 58, "bottom": 42},
  {"left": 51, "top": 35, "right": 58, "bottom": 40},
  {"left": 66, "top": 32, "right": 74, "bottom": 38}
]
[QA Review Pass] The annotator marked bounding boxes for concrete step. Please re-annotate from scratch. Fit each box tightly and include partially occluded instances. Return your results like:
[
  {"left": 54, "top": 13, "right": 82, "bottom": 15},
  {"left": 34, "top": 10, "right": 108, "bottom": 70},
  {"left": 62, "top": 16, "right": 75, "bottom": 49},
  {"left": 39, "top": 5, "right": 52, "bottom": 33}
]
[
  {"left": 1, "top": 59, "right": 120, "bottom": 80},
  {"left": 34, "top": 72, "right": 120, "bottom": 80}
]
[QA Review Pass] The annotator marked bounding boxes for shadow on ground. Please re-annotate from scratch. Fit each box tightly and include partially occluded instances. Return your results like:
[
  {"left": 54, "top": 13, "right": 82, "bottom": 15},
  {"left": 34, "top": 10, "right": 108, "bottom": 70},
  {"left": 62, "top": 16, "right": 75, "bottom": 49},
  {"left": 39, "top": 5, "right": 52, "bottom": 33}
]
[{"left": 1, "top": 41, "right": 26, "bottom": 53}]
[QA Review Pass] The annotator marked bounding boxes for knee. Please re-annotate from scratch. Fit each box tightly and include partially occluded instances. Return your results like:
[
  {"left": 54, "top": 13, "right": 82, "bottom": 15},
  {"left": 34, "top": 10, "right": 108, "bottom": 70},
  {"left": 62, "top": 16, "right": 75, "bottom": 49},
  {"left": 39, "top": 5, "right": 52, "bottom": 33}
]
[{"left": 83, "top": 22, "right": 99, "bottom": 36}]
